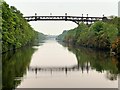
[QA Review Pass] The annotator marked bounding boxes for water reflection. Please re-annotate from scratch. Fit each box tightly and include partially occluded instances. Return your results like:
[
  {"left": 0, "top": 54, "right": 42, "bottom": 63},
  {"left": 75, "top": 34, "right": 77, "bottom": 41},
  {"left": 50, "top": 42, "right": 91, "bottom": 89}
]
[
  {"left": 58, "top": 41, "right": 120, "bottom": 81},
  {"left": 28, "top": 64, "right": 89, "bottom": 75},
  {"left": 2, "top": 46, "right": 36, "bottom": 90},
  {"left": 2, "top": 40, "right": 120, "bottom": 89},
  {"left": 29, "top": 40, "right": 77, "bottom": 67}
]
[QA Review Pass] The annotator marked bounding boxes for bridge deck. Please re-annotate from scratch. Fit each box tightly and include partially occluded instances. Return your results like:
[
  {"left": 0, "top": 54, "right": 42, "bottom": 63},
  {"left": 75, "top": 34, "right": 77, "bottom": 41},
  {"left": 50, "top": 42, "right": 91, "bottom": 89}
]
[{"left": 24, "top": 15, "right": 107, "bottom": 25}]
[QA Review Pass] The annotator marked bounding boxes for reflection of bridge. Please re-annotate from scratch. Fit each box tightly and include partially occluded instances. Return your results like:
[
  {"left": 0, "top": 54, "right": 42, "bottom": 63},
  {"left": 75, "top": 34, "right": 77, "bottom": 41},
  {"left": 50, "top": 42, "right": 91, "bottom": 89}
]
[
  {"left": 28, "top": 63, "right": 91, "bottom": 75},
  {"left": 24, "top": 14, "right": 107, "bottom": 25}
]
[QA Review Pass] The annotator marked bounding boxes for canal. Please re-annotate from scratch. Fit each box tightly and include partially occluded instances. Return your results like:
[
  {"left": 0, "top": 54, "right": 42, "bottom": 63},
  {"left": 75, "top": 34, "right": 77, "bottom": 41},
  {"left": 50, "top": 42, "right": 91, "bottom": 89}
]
[{"left": 2, "top": 38, "right": 119, "bottom": 89}]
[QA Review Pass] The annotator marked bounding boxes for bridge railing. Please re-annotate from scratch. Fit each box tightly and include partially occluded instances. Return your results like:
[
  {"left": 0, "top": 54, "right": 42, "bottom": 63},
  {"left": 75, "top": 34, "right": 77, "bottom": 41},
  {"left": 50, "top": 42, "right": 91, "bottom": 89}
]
[{"left": 24, "top": 15, "right": 108, "bottom": 25}]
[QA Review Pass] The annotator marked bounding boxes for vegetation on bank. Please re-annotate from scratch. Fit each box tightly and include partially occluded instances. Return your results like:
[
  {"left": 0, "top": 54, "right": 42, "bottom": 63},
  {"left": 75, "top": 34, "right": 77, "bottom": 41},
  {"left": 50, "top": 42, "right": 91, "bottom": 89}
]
[
  {"left": 1, "top": 1, "right": 45, "bottom": 53},
  {"left": 57, "top": 17, "right": 120, "bottom": 56}
]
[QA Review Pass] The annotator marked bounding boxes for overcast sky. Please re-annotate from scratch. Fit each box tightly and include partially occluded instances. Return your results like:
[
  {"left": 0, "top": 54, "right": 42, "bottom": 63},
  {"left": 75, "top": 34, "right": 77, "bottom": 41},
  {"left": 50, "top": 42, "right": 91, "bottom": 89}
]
[{"left": 5, "top": 0, "right": 119, "bottom": 35}]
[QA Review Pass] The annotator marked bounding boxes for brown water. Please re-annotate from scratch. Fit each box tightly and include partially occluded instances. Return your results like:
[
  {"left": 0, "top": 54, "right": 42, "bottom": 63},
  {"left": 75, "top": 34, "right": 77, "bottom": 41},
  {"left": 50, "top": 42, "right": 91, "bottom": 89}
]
[{"left": 2, "top": 39, "right": 119, "bottom": 89}]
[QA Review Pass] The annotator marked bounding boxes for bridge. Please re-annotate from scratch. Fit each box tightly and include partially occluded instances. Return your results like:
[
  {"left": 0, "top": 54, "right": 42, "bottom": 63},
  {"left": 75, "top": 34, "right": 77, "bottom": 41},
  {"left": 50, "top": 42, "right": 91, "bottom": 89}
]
[
  {"left": 24, "top": 14, "right": 108, "bottom": 25},
  {"left": 28, "top": 63, "right": 91, "bottom": 75}
]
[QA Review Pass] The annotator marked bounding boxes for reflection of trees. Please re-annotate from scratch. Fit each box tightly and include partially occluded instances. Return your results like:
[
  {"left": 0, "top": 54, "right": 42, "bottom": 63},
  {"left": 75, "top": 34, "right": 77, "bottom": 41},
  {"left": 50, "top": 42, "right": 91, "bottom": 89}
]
[
  {"left": 58, "top": 41, "right": 120, "bottom": 81},
  {"left": 2, "top": 46, "right": 36, "bottom": 90}
]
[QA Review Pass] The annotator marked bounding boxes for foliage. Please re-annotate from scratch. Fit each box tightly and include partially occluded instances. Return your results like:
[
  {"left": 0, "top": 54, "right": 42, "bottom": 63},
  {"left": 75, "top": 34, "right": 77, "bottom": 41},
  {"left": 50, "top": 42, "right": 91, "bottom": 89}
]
[
  {"left": 1, "top": 1, "right": 45, "bottom": 53},
  {"left": 58, "top": 20, "right": 119, "bottom": 52},
  {"left": 106, "top": 17, "right": 120, "bottom": 56},
  {"left": 56, "top": 30, "right": 68, "bottom": 41}
]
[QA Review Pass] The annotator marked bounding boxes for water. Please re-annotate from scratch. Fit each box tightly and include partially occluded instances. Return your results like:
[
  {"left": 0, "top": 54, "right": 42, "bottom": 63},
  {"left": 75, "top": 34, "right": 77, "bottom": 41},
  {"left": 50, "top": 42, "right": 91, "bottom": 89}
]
[{"left": 2, "top": 39, "right": 120, "bottom": 89}]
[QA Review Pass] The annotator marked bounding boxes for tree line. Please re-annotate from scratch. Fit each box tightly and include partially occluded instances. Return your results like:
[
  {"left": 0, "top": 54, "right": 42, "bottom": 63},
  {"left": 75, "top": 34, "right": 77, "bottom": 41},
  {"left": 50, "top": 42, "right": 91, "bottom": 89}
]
[
  {"left": 1, "top": 1, "right": 45, "bottom": 53},
  {"left": 57, "top": 17, "right": 120, "bottom": 56}
]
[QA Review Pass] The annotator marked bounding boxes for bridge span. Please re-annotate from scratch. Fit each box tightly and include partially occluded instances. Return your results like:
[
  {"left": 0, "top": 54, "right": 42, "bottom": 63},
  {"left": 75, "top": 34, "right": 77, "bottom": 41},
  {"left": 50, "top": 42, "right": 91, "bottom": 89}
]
[{"left": 24, "top": 14, "right": 108, "bottom": 25}]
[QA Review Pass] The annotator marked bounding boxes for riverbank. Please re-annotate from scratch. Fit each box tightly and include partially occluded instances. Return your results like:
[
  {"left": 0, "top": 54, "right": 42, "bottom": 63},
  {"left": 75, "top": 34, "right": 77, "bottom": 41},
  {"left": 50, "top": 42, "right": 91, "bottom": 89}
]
[{"left": 57, "top": 17, "right": 120, "bottom": 56}]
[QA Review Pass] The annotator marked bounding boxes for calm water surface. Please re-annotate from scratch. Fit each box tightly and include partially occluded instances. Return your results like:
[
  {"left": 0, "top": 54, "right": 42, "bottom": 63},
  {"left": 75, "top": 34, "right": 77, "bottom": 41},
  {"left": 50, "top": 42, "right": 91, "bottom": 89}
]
[{"left": 2, "top": 39, "right": 120, "bottom": 89}]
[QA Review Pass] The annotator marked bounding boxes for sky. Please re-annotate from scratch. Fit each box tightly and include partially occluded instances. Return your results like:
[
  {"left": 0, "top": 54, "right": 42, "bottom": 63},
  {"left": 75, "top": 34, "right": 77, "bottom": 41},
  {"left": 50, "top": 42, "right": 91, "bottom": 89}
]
[
  {"left": 4, "top": 0, "right": 119, "bottom": 35},
  {"left": 118, "top": 1, "right": 120, "bottom": 17}
]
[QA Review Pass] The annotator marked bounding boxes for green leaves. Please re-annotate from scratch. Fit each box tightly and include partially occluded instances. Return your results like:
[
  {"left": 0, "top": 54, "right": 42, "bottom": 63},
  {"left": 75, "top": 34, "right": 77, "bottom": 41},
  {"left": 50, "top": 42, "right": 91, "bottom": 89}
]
[
  {"left": 58, "top": 19, "right": 119, "bottom": 50},
  {"left": 57, "top": 30, "right": 68, "bottom": 41},
  {"left": 90, "top": 21, "right": 105, "bottom": 32},
  {"left": 104, "top": 24, "right": 118, "bottom": 43},
  {"left": 2, "top": 1, "right": 41, "bottom": 53}
]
